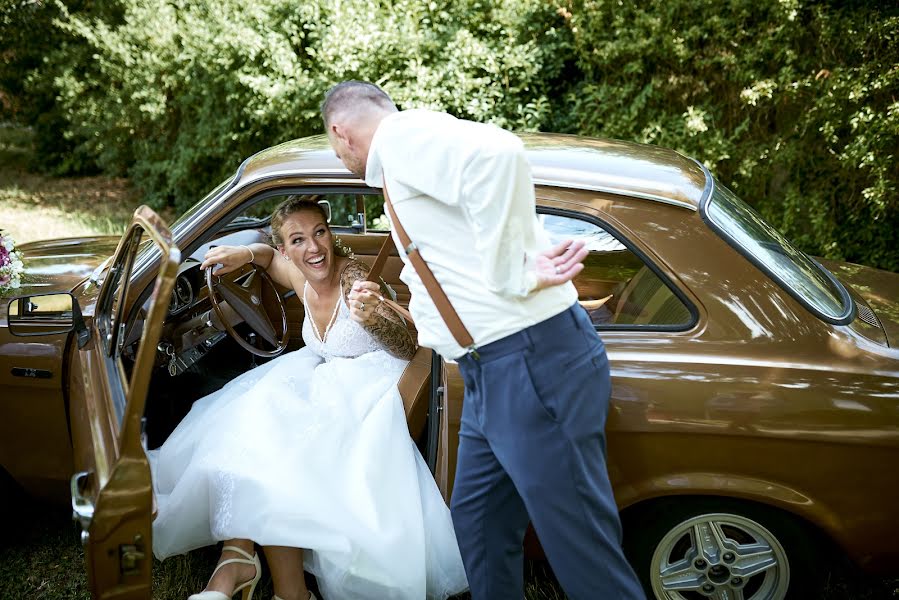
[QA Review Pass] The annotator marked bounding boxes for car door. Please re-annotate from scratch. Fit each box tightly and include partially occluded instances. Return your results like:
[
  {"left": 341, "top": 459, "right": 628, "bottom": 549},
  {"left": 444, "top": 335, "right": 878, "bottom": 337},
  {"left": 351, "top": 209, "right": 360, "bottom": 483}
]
[{"left": 67, "top": 206, "right": 180, "bottom": 599}]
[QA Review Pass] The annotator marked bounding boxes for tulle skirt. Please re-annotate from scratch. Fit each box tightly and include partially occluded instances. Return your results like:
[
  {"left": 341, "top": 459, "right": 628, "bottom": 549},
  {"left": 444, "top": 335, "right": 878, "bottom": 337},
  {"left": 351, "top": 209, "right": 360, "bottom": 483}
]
[{"left": 148, "top": 347, "right": 468, "bottom": 599}]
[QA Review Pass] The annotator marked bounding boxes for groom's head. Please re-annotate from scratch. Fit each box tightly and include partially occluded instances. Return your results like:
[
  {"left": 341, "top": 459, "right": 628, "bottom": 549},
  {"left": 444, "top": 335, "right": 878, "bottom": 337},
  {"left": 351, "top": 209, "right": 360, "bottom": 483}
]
[{"left": 322, "top": 81, "right": 397, "bottom": 178}]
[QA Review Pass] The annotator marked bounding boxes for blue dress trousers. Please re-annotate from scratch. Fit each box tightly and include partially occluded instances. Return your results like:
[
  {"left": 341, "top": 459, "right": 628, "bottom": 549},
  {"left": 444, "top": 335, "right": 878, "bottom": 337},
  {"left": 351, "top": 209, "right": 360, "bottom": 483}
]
[{"left": 451, "top": 303, "right": 645, "bottom": 599}]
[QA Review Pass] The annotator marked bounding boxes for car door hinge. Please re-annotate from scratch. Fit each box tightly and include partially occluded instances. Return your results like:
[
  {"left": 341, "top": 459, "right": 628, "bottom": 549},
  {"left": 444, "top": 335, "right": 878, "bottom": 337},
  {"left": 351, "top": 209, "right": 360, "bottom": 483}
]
[{"left": 120, "top": 535, "right": 146, "bottom": 576}]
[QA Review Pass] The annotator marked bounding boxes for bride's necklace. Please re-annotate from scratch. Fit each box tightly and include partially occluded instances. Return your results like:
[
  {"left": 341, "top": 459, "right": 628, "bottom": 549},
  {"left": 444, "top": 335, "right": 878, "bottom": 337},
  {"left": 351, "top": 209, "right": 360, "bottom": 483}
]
[{"left": 304, "top": 282, "right": 342, "bottom": 344}]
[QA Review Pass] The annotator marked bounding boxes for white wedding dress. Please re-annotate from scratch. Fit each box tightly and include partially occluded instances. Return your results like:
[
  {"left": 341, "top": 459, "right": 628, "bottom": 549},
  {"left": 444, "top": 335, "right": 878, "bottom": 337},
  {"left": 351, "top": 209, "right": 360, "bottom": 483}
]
[{"left": 148, "top": 286, "right": 468, "bottom": 600}]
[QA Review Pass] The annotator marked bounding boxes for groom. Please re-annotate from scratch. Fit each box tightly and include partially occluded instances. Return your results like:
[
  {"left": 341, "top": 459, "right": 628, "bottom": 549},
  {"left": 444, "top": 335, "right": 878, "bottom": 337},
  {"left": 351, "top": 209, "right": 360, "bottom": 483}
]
[{"left": 322, "top": 81, "right": 644, "bottom": 600}]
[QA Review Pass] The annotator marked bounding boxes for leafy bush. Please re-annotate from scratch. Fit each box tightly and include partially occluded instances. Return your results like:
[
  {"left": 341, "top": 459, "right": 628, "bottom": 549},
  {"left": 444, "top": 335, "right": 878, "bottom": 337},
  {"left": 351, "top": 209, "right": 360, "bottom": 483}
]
[
  {"left": 559, "top": 0, "right": 899, "bottom": 270},
  {"left": 34, "top": 0, "right": 566, "bottom": 212},
  {"left": 0, "top": 0, "right": 106, "bottom": 172},
  {"left": 5, "top": 0, "right": 898, "bottom": 270}
]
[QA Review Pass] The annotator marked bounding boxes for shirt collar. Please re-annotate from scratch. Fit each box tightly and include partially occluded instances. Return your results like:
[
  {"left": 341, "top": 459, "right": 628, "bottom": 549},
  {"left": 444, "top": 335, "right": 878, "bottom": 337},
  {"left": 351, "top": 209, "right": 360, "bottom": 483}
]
[{"left": 364, "top": 112, "right": 399, "bottom": 188}]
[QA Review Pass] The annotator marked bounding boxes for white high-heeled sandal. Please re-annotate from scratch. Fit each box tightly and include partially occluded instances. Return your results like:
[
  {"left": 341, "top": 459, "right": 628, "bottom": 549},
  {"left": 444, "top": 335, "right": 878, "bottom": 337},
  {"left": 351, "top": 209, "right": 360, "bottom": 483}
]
[
  {"left": 273, "top": 594, "right": 316, "bottom": 600},
  {"left": 188, "top": 545, "right": 262, "bottom": 600}
]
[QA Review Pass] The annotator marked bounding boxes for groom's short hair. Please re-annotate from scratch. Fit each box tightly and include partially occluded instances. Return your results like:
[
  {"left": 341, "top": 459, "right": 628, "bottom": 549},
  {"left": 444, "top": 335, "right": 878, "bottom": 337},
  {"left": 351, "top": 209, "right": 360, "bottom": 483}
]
[{"left": 321, "top": 81, "right": 397, "bottom": 128}]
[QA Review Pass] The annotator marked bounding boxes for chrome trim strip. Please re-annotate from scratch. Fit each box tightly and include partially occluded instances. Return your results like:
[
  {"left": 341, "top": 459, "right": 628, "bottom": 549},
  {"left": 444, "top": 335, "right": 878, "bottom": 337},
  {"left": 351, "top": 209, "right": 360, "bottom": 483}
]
[{"left": 692, "top": 158, "right": 715, "bottom": 209}]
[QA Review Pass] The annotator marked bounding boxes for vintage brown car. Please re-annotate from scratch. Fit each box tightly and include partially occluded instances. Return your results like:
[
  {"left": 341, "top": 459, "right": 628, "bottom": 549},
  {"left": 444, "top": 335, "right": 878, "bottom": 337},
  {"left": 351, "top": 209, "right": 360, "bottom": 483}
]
[{"left": 1, "top": 134, "right": 897, "bottom": 600}]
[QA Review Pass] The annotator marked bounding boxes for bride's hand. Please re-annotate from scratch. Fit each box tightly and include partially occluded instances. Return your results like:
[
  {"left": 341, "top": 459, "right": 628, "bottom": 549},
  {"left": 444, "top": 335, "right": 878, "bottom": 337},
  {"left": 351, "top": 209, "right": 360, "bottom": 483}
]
[
  {"left": 348, "top": 281, "right": 382, "bottom": 325},
  {"left": 200, "top": 245, "right": 254, "bottom": 276}
]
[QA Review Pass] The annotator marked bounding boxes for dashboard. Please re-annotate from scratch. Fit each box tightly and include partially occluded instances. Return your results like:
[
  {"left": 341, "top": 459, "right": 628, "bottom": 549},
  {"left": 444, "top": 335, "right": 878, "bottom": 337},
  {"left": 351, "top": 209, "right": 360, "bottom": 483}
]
[{"left": 169, "top": 273, "right": 195, "bottom": 315}]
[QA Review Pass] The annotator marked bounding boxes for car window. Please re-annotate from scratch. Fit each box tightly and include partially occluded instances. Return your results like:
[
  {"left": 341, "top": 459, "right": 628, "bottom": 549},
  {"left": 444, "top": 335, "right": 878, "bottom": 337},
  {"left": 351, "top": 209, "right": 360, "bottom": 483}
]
[
  {"left": 95, "top": 225, "right": 145, "bottom": 423},
  {"left": 235, "top": 193, "right": 358, "bottom": 228},
  {"left": 539, "top": 213, "right": 692, "bottom": 328},
  {"left": 97, "top": 228, "right": 140, "bottom": 354},
  {"left": 230, "top": 192, "right": 389, "bottom": 232},
  {"left": 364, "top": 195, "right": 390, "bottom": 231},
  {"left": 704, "top": 183, "right": 851, "bottom": 323}
]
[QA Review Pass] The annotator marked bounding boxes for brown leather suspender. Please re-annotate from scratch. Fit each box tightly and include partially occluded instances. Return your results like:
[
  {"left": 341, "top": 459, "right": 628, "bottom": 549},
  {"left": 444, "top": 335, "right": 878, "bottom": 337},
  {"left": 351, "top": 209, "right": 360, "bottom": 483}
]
[
  {"left": 366, "top": 182, "right": 476, "bottom": 352},
  {"left": 365, "top": 242, "right": 414, "bottom": 325}
]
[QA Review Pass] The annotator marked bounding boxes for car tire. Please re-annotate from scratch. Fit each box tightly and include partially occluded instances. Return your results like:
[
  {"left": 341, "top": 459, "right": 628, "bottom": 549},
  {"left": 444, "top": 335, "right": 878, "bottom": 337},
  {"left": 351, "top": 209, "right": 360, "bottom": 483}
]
[{"left": 623, "top": 497, "right": 824, "bottom": 600}]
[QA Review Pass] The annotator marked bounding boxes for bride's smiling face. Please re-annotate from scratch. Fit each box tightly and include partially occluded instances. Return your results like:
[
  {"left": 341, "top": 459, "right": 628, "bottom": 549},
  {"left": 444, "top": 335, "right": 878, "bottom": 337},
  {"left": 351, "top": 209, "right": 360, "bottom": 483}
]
[{"left": 278, "top": 209, "right": 335, "bottom": 283}]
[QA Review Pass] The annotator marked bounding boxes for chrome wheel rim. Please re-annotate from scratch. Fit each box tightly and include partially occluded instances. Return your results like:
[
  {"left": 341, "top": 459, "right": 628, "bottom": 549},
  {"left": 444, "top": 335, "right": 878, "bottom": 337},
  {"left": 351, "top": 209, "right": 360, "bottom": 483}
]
[{"left": 650, "top": 512, "right": 790, "bottom": 600}]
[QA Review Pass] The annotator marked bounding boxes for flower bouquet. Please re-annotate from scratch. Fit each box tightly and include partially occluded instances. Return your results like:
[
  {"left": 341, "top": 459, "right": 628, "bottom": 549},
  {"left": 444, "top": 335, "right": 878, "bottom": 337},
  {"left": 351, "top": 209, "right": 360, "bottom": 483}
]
[{"left": 0, "top": 230, "right": 24, "bottom": 296}]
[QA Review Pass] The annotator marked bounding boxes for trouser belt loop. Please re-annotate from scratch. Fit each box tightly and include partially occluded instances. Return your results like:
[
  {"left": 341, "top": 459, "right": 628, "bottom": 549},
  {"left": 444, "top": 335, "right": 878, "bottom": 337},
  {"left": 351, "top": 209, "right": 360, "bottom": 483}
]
[
  {"left": 523, "top": 325, "right": 536, "bottom": 352},
  {"left": 570, "top": 303, "right": 584, "bottom": 330}
]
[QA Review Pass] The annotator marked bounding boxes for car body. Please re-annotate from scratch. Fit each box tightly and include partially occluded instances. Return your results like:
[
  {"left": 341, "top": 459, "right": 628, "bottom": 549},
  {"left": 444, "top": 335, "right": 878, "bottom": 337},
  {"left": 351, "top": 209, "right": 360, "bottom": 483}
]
[{"left": 1, "top": 133, "right": 897, "bottom": 600}]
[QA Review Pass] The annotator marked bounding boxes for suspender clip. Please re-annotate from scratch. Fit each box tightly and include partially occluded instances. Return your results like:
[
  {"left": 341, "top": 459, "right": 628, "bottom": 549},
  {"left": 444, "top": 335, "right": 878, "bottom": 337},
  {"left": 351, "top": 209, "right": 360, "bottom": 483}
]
[{"left": 467, "top": 346, "right": 480, "bottom": 361}]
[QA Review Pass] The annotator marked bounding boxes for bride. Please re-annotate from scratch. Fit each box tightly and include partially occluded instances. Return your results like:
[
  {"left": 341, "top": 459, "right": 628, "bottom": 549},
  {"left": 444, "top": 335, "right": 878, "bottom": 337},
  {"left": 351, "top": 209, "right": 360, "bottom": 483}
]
[{"left": 148, "top": 196, "right": 468, "bottom": 600}]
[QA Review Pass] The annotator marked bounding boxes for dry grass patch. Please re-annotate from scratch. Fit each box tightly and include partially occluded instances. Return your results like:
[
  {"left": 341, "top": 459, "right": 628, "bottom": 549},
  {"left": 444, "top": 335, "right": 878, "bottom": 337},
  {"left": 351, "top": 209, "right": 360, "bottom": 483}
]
[{"left": 0, "top": 124, "right": 169, "bottom": 245}]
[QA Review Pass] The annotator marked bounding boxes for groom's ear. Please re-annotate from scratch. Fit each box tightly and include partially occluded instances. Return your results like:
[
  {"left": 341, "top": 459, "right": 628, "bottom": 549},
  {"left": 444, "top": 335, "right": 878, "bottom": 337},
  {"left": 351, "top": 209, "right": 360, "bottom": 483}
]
[{"left": 333, "top": 122, "right": 359, "bottom": 150}]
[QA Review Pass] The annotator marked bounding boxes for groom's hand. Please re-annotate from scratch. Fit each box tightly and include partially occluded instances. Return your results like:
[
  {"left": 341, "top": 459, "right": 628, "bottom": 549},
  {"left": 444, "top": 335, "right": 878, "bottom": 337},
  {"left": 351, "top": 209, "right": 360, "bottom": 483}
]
[{"left": 533, "top": 239, "right": 588, "bottom": 291}]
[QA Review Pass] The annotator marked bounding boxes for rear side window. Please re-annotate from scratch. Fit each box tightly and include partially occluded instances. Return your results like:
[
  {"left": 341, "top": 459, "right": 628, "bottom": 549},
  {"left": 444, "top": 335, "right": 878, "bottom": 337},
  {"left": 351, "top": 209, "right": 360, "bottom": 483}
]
[
  {"left": 704, "top": 183, "right": 852, "bottom": 324},
  {"left": 539, "top": 213, "right": 693, "bottom": 329}
]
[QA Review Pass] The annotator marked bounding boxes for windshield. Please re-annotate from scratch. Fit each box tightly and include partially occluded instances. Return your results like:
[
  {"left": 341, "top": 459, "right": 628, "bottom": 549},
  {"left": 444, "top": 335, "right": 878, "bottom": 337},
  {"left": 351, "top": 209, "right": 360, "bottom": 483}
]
[
  {"left": 169, "top": 175, "right": 236, "bottom": 235},
  {"left": 704, "top": 183, "right": 852, "bottom": 323},
  {"left": 132, "top": 174, "right": 236, "bottom": 277}
]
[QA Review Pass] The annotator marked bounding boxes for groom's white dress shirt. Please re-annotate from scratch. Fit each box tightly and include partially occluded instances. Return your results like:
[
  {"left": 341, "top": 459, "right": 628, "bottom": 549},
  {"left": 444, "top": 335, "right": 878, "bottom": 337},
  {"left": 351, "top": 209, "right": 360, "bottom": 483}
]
[{"left": 364, "top": 109, "right": 577, "bottom": 359}]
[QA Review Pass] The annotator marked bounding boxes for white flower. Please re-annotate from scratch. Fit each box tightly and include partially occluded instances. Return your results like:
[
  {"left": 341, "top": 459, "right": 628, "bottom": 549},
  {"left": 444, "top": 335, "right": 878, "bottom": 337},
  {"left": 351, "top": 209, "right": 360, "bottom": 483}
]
[
  {"left": 684, "top": 106, "right": 709, "bottom": 135},
  {"left": 740, "top": 80, "right": 777, "bottom": 107},
  {"left": 371, "top": 214, "right": 391, "bottom": 231},
  {"left": 0, "top": 231, "right": 25, "bottom": 296}
]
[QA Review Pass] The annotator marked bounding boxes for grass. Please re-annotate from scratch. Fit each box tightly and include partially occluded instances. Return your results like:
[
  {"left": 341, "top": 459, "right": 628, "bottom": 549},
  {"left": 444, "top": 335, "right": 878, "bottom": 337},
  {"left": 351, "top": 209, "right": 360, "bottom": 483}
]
[
  {"left": 0, "top": 501, "right": 566, "bottom": 600},
  {"left": 0, "top": 503, "right": 91, "bottom": 600},
  {"left": 2, "top": 500, "right": 896, "bottom": 599}
]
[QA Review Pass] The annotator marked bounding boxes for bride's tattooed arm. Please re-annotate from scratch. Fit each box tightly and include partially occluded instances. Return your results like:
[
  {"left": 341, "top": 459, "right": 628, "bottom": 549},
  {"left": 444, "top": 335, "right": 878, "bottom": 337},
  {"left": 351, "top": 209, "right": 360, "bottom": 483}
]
[{"left": 341, "top": 260, "right": 417, "bottom": 361}]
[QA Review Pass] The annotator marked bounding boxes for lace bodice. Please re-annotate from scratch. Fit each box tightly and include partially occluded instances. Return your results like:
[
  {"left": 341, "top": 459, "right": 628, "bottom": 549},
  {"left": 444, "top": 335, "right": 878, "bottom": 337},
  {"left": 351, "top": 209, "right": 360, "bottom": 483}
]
[{"left": 302, "top": 284, "right": 383, "bottom": 361}]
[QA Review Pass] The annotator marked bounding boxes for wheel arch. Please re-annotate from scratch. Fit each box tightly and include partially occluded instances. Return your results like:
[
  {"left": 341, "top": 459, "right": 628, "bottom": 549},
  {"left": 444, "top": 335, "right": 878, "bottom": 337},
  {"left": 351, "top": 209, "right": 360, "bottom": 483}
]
[{"left": 618, "top": 486, "right": 848, "bottom": 566}]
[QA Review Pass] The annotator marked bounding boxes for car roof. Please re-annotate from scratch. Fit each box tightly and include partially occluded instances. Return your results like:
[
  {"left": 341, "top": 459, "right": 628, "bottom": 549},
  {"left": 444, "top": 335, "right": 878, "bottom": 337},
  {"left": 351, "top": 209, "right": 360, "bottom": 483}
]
[{"left": 238, "top": 132, "right": 709, "bottom": 211}]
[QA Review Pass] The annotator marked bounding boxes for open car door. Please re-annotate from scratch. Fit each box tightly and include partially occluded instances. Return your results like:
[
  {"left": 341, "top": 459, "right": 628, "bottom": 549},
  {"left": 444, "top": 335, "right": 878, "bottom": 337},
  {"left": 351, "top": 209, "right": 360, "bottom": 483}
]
[{"left": 67, "top": 206, "right": 179, "bottom": 599}]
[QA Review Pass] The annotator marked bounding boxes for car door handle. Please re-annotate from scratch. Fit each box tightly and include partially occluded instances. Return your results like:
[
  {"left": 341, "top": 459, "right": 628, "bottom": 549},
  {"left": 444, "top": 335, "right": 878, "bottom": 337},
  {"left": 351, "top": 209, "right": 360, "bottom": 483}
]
[{"left": 70, "top": 471, "right": 95, "bottom": 532}]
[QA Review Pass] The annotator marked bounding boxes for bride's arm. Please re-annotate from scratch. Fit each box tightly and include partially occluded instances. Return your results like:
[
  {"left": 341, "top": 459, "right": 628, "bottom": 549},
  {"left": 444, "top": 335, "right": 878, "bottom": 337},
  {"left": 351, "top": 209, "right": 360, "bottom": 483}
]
[
  {"left": 341, "top": 261, "right": 417, "bottom": 361},
  {"left": 200, "top": 243, "right": 302, "bottom": 290}
]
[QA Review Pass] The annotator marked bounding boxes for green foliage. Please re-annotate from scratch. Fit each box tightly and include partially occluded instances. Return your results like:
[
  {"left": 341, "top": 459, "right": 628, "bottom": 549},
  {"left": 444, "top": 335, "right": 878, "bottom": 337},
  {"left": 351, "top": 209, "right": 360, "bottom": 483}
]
[
  {"left": 27, "top": 0, "right": 565, "bottom": 213},
  {"left": 4, "top": 0, "right": 899, "bottom": 270},
  {"left": 560, "top": 0, "right": 899, "bottom": 271}
]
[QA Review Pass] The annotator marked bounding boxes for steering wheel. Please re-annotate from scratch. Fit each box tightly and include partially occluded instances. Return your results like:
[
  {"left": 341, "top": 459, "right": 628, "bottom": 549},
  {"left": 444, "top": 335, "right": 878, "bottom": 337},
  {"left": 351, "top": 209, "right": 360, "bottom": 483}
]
[{"left": 205, "top": 263, "right": 289, "bottom": 357}]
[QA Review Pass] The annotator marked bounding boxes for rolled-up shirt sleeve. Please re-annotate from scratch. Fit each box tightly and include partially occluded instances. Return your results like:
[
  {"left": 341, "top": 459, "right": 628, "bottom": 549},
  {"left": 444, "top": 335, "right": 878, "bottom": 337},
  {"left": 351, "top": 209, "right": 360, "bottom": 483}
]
[{"left": 460, "top": 143, "right": 539, "bottom": 298}]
